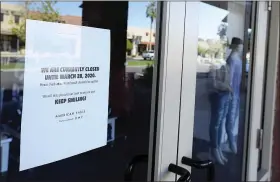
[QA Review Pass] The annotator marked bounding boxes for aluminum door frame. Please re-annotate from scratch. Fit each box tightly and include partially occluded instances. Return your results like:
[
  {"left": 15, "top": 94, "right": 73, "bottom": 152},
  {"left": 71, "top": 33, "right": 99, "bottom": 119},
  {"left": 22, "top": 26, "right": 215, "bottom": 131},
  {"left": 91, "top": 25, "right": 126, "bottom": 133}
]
[
  {"left": 147, "top": 2, "right": 186, "bottom": 181},
  {"left": 174, "top": 1, "right": 270, "bottom": 181}
]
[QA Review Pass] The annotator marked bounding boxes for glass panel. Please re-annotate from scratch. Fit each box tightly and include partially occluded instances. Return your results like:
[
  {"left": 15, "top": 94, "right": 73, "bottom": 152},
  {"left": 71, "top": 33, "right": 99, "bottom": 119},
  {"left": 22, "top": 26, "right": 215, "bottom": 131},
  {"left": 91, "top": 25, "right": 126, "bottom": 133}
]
[
  {"left": 191, "top": 2, "right": 253, "bottom": 182},
  {"left": 0, "top": 1, "right": 158, "bottom": 181}
]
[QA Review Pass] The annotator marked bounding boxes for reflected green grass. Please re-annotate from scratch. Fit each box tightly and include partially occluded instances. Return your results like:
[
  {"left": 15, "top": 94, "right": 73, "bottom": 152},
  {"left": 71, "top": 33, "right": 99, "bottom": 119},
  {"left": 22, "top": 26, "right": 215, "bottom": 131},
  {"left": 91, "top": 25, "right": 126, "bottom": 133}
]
[
  {"left": 1, "top": 63, "right": 25, "bottom": 70},
  {"left": 127, "top": 60, "right": 154, "bottom": 66}
]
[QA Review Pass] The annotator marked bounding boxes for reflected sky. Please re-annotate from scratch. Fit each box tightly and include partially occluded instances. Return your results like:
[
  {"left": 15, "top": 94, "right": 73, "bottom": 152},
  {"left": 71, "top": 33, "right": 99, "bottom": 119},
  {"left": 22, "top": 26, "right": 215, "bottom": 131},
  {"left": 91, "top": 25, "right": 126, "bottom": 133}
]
[
  {"left": 198, "top": 3, "right": 228, "bottom": 39},
  {"left": 5, "top": 1, "right": 230, "bottom": 39}
]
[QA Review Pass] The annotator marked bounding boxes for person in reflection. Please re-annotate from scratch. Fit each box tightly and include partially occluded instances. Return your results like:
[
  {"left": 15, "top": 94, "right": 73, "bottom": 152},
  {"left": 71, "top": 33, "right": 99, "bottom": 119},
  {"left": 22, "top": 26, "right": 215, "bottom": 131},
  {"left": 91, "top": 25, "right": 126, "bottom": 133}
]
[
  {"left": 223, "top": 37, "right": 243, "bottom": 155},
  {"left": 208, "top": 37, "right": 243, "bottom": 165}
]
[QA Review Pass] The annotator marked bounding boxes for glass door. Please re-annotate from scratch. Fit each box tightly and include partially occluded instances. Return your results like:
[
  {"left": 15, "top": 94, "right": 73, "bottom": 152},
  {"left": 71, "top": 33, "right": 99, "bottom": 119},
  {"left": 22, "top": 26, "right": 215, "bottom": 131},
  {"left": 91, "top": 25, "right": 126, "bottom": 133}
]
[
  {"left": 0, "top": 1, "right": 185, "bottom": 181},
  {"left": 176, "top": 1, "right": 269, "bottom": 182}
]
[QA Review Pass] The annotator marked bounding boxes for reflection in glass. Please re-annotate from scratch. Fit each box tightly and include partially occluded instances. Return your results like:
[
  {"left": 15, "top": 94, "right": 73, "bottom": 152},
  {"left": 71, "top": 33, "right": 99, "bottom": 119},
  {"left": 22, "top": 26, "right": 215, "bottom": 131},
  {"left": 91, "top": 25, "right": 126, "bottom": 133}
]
[{"left": 192, "top": 2, "right": 252, "bottom": 182}]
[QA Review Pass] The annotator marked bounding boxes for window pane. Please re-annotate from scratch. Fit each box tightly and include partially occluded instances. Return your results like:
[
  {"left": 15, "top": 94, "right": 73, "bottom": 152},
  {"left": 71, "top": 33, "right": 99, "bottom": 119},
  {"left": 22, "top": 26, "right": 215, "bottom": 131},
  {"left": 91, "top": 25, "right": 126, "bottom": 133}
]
[{"left": 190, "top": 2, "right": 253, "bottom": 182}]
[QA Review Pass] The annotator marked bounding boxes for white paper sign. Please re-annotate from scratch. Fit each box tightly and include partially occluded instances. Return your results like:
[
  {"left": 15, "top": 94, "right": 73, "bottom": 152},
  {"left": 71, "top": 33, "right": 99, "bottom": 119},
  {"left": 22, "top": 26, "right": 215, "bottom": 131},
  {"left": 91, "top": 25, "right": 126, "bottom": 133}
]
[{"left": 20, "top": 20, "right": 110, "bottom": 171}]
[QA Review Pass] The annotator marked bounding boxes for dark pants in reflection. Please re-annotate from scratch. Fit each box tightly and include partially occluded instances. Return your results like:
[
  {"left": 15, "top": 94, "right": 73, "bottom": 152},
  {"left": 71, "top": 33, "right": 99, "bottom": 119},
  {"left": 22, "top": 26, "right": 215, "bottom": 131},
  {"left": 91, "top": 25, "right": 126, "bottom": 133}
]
[{"left": 209, "top": 92, "right": 230, "bottom": 148}]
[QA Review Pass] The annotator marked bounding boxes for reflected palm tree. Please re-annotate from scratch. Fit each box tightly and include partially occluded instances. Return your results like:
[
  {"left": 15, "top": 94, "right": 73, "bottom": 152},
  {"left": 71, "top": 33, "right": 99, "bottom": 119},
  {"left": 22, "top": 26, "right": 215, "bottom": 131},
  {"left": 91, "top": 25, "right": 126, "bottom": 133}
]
[{"left": 146, "top": 2, "right": 156, "bottom": 51}]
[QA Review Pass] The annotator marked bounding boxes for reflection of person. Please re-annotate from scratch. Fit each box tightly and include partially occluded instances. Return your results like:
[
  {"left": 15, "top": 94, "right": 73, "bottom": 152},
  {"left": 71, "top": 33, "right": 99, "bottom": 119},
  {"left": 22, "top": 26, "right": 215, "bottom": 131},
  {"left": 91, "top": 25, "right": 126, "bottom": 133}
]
[
  {"left": 209, "top": 37, "right": 243, "bottom": 165},
  {"left": 209, "top": 89, "right": 230, "bottom": 165},
  {"left": 224, "top": 37, "right": 243, "bottom": 154}
]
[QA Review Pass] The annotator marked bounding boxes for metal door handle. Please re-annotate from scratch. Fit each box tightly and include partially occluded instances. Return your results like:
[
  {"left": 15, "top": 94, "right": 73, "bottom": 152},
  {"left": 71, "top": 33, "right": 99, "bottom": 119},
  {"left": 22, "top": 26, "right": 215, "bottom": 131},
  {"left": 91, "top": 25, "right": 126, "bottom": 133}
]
[
  {"left": 181, "top": 156, "right": 214, "bottom": 181},
  {"left": 168, "top": 164, "right": 191, "bottom": 182},
  {"left": 124, "top": 154, "right": 148, "bottom": 181}
]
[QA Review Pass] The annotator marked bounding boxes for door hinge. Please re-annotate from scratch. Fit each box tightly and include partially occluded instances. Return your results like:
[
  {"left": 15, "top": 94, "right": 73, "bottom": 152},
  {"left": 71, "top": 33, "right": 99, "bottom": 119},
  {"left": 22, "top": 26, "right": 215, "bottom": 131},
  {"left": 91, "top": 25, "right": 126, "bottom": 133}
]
[
  {"left": 256, "top": 129, "right": 264, "bottom": 150},
  {"left": 266, "top": 1, "right": 272, "bottom": 11}
]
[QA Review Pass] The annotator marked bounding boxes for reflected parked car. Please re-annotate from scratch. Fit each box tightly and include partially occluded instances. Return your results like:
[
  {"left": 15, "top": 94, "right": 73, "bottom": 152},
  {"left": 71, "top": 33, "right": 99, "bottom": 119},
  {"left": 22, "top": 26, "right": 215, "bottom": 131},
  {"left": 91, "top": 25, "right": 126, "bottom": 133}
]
[
  {"left": 15, "top": 57, "right": 25, "bottom": 63},
  {"left": 142, "top": 50, "right": 154, "bottom": 60}
]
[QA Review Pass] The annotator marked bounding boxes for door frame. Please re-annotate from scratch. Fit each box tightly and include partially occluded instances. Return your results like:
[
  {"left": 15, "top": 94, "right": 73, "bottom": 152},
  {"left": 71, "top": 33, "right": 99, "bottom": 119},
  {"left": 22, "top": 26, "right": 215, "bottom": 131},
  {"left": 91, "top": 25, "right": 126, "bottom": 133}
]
[
  {"left": 147, "top": 1, "right": 275, "bottom": 181},
  {"left": 259, "top": 2, "right": 279, "bottom": 181},
  {"left": 174, "top": 1, "right": 270, "bottom": 181},
  {"left": 147, "top": 2, "right": 187, "bottom": 181},
  {"left": 244, "top": 2, "right": 269, "bottom": 181}
]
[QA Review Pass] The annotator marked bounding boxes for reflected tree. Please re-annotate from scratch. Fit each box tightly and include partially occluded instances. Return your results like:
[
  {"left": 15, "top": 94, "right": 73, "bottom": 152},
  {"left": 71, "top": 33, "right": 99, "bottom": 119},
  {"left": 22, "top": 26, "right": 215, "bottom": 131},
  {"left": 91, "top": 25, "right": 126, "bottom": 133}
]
[
  {"left": 126, "top": 39, "right": 133, "bottom": 53},
  {"left": 198, "top": 45, "right": 208, "bottom": 57},
  {"left": 146, "top": 2, "right": 156, "bottom": 51},
  {"left": 217, "top": 23, "right": 227, "bottom": 41},
  {"left": 10, "top": 1, "right": 62, "bottom": 45}
]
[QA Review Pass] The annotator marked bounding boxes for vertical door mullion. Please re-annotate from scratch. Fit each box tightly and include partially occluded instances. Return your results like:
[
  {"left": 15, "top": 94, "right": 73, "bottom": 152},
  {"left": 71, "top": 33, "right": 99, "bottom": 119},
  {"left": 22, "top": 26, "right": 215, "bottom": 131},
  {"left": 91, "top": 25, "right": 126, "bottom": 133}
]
[
  {"left": 177, "top": 2, "right": 200, "bottom": 171},
  {"left": 151, "top": 2, "right": 186, "bottom": 181},
  {"left": 262, "top": 2, "right": 279, "bottom": 180},
  {"left": 246, "top": 1, "right": 269, "bottom": 181}
]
